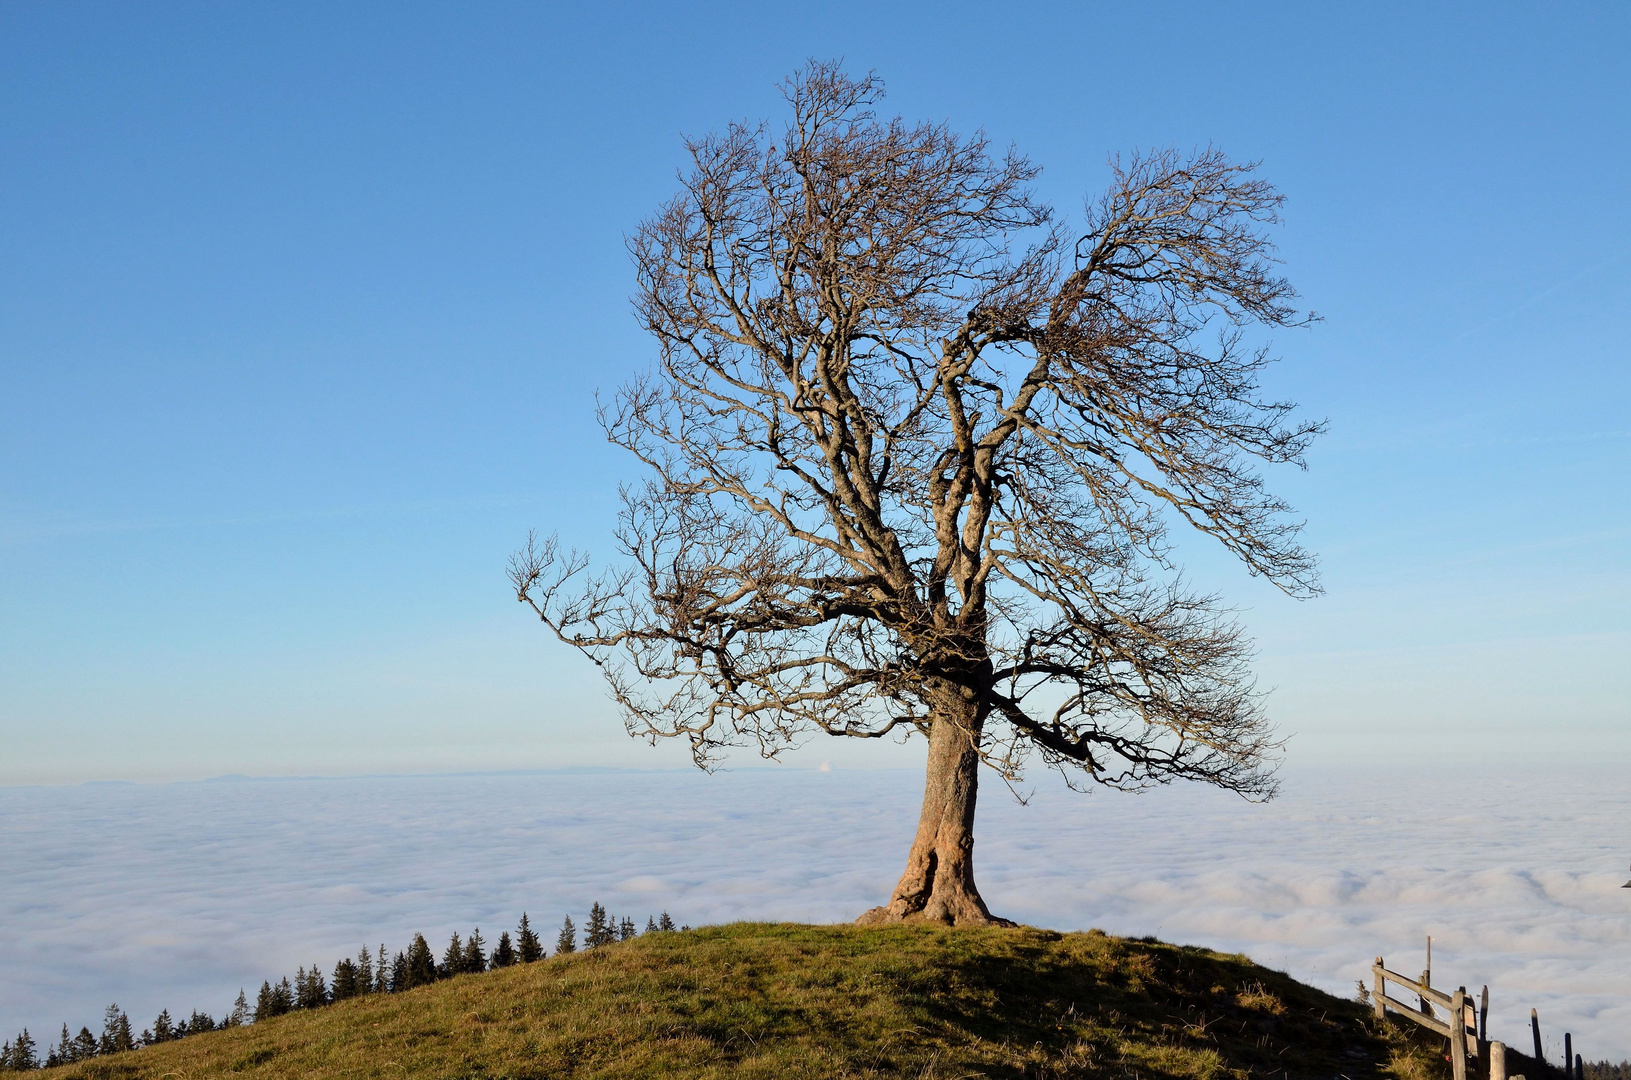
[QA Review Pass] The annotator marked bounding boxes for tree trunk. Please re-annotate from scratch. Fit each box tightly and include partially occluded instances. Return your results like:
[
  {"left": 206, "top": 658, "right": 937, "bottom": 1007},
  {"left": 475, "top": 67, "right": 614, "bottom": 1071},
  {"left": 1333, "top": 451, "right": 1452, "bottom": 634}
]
[{"left": 858, "top": 689, "right": 1011, "bottom": 927}]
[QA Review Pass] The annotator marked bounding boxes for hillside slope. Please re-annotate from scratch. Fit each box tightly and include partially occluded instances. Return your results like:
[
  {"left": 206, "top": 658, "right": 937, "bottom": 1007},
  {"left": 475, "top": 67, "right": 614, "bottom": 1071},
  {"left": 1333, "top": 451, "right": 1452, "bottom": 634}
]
[{"left": 45, "top": 923, "right": 1443, "bottom": 1079}]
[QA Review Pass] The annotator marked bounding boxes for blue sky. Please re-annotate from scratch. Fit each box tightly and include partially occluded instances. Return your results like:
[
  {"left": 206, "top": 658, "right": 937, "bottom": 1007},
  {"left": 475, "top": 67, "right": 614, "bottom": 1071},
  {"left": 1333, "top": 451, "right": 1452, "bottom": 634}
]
[{"left": 2, "top": 2, "right": 1627, "bottom": 784}]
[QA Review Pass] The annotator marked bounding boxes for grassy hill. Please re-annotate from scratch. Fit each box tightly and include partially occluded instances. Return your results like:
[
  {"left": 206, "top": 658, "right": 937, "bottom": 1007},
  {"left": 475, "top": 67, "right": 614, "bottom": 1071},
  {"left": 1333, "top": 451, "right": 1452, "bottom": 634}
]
[{"left": 44, "top": 922, "right": 1452, "bottom": 1079}]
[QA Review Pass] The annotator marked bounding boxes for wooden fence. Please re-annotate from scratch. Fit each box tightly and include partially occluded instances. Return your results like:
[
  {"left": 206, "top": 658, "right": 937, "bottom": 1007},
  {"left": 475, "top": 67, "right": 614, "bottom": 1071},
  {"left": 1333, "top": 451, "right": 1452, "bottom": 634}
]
[
  {"left": 1371, "top": 957, "right": 1585, "bottom": 1080},
  {"left": 1371, "top": 957, "right": 1482, "bottom": 1080}
]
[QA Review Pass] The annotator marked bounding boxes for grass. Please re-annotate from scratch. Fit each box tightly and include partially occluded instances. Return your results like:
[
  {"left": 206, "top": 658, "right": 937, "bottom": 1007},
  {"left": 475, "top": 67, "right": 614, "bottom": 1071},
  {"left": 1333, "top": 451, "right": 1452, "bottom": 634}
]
[{"left": 44, "top": 922, "right": 1454, "bottom": 1079}]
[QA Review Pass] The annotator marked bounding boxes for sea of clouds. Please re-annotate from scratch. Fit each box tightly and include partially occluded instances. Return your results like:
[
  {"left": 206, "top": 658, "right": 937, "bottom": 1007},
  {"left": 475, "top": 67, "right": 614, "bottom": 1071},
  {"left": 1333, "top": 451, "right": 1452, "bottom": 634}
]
[{"left": 2, "top": 763, "right": 1627, "bottom": 1059}]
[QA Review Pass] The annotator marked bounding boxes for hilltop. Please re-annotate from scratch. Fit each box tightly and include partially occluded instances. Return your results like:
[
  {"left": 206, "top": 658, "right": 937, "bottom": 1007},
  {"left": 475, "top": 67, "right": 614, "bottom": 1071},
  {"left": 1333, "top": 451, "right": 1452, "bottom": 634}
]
[{"left": 43, "top": 922, "right": 1449, "bottom": 1079}]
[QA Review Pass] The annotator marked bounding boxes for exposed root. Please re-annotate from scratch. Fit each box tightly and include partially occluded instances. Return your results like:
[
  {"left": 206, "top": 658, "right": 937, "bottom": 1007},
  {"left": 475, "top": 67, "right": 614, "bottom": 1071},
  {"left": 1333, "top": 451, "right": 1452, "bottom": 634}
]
[{"left": 855, "top": 898, "right": 1015, "bottom": 928}]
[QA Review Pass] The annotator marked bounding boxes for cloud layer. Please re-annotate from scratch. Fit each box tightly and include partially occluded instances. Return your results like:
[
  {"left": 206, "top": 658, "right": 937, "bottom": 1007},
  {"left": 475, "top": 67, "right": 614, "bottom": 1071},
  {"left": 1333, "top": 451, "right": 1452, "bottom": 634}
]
[{"left": 2, "top": 763, "right": 1626, "bottom": 1058}]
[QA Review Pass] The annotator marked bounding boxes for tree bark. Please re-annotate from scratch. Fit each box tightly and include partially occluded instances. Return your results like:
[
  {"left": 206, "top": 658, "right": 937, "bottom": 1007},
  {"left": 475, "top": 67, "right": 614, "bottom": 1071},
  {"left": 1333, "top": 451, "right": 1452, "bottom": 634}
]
[{"left": 858, "top": 688, "right": 1012, "bottom": 927}]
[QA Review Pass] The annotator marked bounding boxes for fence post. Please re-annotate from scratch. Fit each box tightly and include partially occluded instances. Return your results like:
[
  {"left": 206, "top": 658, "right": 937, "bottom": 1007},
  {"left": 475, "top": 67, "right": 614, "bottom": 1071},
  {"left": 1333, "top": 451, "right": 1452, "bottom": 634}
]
[
  {"left": 1564, "top": 1033, "right": 1573, "bottom": 1080},
  {"left": 1578, "top": 1053, "right": 1584, "bottom": 1080},
  {"left": 1480, "top": 985, "right": 1489, "bottom": 1041},
  {"left": 1460, "top": 987, "right": 1480, "bottom": 1062},
  {"left": 1373, "top": 957, "right": 1386, "bottom": 1020},
  {"left": 1531, "top": 1009, "right": 1544, "bottom": 1065},
  {"left": 1450, "top": 987, "right": 1467, "bottom": 1080},
  {"left": 1490, "top": 1040, "right": 1507, "bottom": 1080}
]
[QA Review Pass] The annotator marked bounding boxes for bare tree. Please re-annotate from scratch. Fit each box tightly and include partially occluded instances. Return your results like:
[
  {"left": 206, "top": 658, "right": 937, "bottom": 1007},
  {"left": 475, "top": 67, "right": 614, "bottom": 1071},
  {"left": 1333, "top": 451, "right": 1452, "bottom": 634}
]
[{"left": 512, "top": 62, "right": 1320, "bottom": 926}]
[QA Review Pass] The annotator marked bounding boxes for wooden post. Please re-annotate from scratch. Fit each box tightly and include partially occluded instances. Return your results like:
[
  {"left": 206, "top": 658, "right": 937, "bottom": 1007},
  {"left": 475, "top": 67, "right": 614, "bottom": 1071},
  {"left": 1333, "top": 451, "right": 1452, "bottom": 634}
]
[
  {"left": 1480, "top": 985, "right": 1490, "bottom": 1041},
  {"left": 1461, "top": 987, "right": 1479, "bottom": 1060},
  {"left": 1490, "top": 1040, "right": 1507, "bottom": 1080},
  {"left": 1564, "top": 1034, "right": 1572, "bottom": 1080},
  {"left": 1578, "top": 1054, "right": 1585, "bottom": 1080},
  {"left": 1450, "top": 987, "right": 1468, "bottom": 1080},
  {"left": 1422, "top": 936, "right": 1434, "bottom": 1017},
  {"left": 1373, "top": 957, "right": 1386, "bottom": 1020},
  {"left": 1531, "top": 1009, "right": 1544, "bottom": 1064}
]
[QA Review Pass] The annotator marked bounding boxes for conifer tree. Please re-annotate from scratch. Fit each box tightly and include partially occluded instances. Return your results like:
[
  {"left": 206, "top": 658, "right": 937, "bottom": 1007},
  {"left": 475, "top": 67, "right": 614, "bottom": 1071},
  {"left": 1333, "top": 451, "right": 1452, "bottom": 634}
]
[
  {"left": 331, "top": 957, "right": 357, "bottom": 1001},
  {"left": 389, "top": 950, "right": 408, "bottom": 992},
  {"left": 99, "top": 1005, "right": 134, "bottom": 1055},
  {"left": 619, "top": 916, "right": 636, "bottom": 941},
  {"left": 440, "top": 932, "right": 464, "bottom": 977},
  {"left": 227, "top": 989, "right": 251, "bottom": 1027},
  {"left": 406, "top": 934, "right": 436, "bottom": 987},
  {"left": 516, "top": 914, "right": 543, "bottom": 963},
  {"left": 186, "top": 1009, "right": 213, "bottom": 1036},
  {"left": 555, "top": 915, "right": 576, "bottom": 954},
  {"left": 54, "top": 1025, "right": 72, "bottom": 1066},
  {"left": 463, "top": 928, "right": 487, "bottom": 973},
  {"left": 584, "top": 903, "right": 609, "bottom": 948},
  {"left": 658, "top": 912, "right": 675, "bottom": 932},
  {"left": 645, "top": 915, "right": 658, "bottom": 934},
  {"left": 2, "top": 1029, "right": 38, "bottom": 1071},
  {"left": 490, "top": 930, "right": 515, "bottom": 969},
  {"left": 150, "top": 1008, "right": 175, "bottom": 1043},
  {"left": 273, "top": 977, "right": 295, "bottom": 1015},
  {"left": 254, "top": 982, "right": 275, "bottom": 1021},
  {"left": 356, "top": 947, "right": 374, "bottom": 994},
  {"left": 377, "top": 945, "right": 389, "bottom": 990},
  {"left": 295, "top": 964, "right": 328, "bottom": 1008}
]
